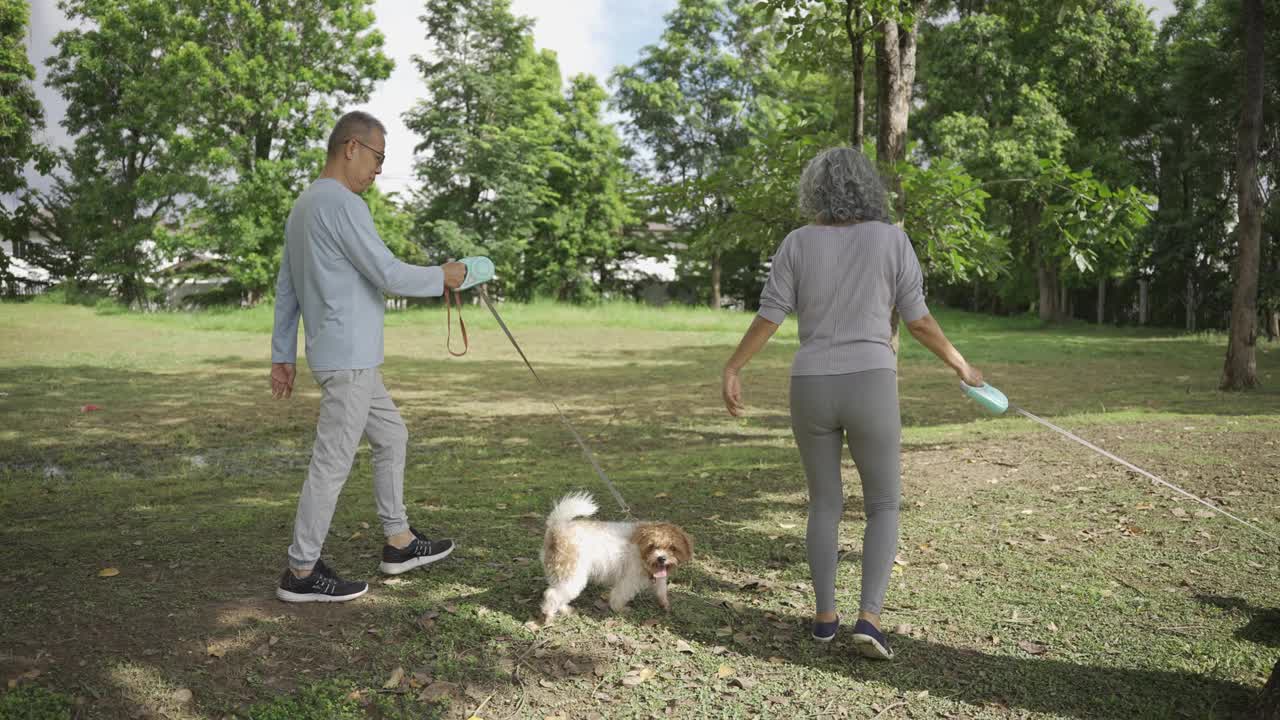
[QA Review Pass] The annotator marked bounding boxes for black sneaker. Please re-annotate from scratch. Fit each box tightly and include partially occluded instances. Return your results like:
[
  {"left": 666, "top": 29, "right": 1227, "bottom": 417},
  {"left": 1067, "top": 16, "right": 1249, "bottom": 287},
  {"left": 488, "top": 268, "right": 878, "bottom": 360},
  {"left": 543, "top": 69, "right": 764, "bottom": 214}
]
[
  {"left": 380, "top": 527, "right": 454, "bottom": 575},
  {"left": 276, "top": 559, "right": 368, "bottom": 603}
]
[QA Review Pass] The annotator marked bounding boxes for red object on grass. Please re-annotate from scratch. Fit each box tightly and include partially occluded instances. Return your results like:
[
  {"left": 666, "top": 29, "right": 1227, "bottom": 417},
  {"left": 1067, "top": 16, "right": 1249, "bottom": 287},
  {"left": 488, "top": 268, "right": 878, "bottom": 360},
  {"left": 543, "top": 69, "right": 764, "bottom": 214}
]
[{"left": 80, "top": 404, "right": 101, "bottom": 412}]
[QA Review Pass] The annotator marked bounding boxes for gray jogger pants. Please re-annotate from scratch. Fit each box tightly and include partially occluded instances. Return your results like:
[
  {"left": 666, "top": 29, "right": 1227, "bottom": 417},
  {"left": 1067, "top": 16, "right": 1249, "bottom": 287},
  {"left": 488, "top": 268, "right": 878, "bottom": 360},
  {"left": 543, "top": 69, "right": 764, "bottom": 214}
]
[
  {"left": 789, "top": 369, "right": 901, "bottom": 616},
  {"left": 287, "top": 368, "right": 410, "bottom": 570}
]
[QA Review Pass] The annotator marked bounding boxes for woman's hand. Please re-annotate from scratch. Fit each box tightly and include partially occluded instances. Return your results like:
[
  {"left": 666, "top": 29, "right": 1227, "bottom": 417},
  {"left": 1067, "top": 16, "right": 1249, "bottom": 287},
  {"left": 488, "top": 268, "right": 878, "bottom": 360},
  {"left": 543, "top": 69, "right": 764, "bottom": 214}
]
[
  {"left": 722, "top": 368, "right": 745, "bottom": 417},
  {"left": 957, "top": 362, "right": 984, "bottom": 387}
]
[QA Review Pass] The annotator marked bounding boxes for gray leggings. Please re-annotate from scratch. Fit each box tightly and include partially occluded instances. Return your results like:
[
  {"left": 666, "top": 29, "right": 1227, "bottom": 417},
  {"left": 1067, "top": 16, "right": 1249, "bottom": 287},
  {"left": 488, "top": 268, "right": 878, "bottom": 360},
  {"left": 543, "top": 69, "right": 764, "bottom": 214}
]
[{"left": 790, "top": 369, "right": 901, "bottom": 616}]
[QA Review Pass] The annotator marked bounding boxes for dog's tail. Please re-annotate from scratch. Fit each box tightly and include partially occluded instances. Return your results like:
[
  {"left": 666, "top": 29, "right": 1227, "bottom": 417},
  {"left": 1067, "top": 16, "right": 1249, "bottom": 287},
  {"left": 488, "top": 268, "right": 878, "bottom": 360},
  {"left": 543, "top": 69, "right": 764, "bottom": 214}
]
[{"left": 546, "top": 492, "right": 597, "bottom": 528}]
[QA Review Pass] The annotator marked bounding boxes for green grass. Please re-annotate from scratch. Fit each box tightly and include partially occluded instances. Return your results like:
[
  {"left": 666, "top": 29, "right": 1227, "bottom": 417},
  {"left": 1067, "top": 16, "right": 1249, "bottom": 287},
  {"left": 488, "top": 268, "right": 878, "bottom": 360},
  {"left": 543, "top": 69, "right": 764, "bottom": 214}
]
[{"left": 0, "top": 300, "right": 1277, "bottom": 720}]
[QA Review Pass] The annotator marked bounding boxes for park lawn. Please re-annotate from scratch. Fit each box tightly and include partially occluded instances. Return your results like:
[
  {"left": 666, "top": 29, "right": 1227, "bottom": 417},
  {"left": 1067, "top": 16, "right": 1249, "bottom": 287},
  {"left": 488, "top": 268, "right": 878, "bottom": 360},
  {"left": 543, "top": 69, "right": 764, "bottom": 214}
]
[{"left": 0, "top": 299, "right": 1278, "bottom": 720}]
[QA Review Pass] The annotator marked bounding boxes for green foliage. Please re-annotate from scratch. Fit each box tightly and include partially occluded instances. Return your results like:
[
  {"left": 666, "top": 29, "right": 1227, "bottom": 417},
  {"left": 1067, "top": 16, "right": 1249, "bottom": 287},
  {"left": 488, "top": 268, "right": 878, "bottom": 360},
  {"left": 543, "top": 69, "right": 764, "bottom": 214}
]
[
  {"left": 0, "top": 685, "right": 73, "bottom": 720},
  {"left": 37, "top": 0, "right": 391, "bottom": 304},
  {"left": 898, "top": 152, "right": 1004, "bottom": 285},
  {"left": 407, "top": 0, "right": 633, "bottom": 301},
  {"left": 167, "top": 0, "right": 393, "bottom": 301},
  {"left": 43, "top": 0, "right": 219, "bottom": 303},
  {"left": 613, "top": 0, "right": 787, "bottom": 304},
  {"left": 522, "top": 74, "right": 635, "bottom": 301},
  {"left": 0, "top": 0, "right": 54, "bottom": 294},
  {"left": 917, "top": 1, "right": 1159, "bottom": 316}
]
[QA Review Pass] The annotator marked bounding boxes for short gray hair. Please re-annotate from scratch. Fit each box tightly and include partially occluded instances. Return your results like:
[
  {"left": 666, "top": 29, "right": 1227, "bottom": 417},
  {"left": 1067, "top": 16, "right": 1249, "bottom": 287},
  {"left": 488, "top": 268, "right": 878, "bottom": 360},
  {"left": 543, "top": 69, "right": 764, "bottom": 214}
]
[
  {"left": 797, "top": 147, "right": 890, "bottom": 224},
  {"left": 327, "top": 111, "right": 386, "bottom": 158}
]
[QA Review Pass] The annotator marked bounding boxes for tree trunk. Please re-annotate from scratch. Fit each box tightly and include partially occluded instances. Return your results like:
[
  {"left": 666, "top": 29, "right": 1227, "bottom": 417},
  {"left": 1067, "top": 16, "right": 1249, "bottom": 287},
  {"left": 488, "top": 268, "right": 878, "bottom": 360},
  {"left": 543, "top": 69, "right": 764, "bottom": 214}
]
[
  {"left": 1139, "top": 278, "right": 1150, "bottom": 325},
  {"left": 1096, "top": 277, "right": 1106, "bottom": 324},
  {"left": 1259, "top": 658, "right": 1280, "bottom": 720},
  {"left": 876, "top": 12, "right": 917, "bottom": 222},
  {"left": 876, "top": 7, "right": 920, "bottom": 353},
  {"left": 710, "top": 253, "right": 722, "bottom": 309},
  {"left": 845, "top": 0, "right": 866, "bottom": 148},
  {"left": 1266, "top": 309, "right": 1279, "bottom": 341},
  {"left": 1222, "top": 0, "right": 1264, "bottom": 390},
  {"left": 1186, "top": 275, "right": 1198, "bottom": 332},
  {"left": 1037, "top": 260, "right": 1060, "bottom": 323}
]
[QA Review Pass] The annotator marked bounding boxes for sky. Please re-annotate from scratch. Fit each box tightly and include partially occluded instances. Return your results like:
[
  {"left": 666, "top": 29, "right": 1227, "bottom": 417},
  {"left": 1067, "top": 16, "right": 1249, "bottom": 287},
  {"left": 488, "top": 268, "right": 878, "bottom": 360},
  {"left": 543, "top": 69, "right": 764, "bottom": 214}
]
[{"left": 19, "top": 0, "right": 1178, "bottom": 198}]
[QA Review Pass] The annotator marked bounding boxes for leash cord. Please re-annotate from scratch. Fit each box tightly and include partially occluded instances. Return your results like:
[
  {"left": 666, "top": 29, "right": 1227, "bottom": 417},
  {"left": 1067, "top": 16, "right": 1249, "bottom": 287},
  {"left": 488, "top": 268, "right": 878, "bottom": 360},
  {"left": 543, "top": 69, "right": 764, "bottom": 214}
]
[
  {"left": 466, "top": 285, "right": 632, "bottom": 518},
  {"left": 1011, "top": 404, "right": 1279, "bottom": 543}
]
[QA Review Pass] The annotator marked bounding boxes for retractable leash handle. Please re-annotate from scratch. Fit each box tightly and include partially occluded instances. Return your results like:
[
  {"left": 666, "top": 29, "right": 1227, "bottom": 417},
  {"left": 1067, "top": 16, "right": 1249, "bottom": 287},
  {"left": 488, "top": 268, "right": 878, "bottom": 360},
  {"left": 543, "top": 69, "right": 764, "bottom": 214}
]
[
  {"left": 443, "top": 256, "right": 495, "bottom": 357},
  {"left": 960, "top": 381, "right": 1279, "bottom": 543},
  {"left": 961, "top": 381, "right": 1009, "bottom": 415},
  {"left": 457, "top": 255, "right": 495, "bottom": 290}
]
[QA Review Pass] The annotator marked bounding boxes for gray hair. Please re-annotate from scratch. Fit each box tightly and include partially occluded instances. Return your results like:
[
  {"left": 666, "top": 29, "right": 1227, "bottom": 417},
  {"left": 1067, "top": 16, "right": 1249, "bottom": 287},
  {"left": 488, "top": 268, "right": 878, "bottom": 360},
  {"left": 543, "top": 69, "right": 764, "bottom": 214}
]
[
  {"left": 797, "top": 147, "right": 890, "bottom": 224},
  {"left": 327, "top": 111, "right": 387, "bottom": 158}
]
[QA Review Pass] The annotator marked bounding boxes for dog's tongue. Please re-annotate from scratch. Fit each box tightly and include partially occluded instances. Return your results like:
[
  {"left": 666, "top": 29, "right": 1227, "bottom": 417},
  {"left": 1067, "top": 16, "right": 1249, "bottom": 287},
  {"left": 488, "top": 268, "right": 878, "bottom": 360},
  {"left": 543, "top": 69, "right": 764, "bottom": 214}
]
[{"left": 652, "top": 568, "right": 668, "bottom": 579}]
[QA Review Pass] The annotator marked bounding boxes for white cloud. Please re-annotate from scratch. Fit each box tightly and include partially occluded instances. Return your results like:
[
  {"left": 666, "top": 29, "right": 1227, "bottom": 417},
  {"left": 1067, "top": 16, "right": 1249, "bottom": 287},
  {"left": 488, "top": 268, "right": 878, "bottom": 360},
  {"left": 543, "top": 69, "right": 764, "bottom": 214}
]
[{"left": 511, "top": 0, "right": 612, "bottom": 83}]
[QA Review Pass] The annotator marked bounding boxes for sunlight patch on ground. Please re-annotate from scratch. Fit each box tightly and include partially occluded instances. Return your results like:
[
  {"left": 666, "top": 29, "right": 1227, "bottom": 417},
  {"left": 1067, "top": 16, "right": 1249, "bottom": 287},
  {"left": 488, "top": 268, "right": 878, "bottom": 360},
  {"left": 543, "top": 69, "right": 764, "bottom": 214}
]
[{"left": 108, "top": 662, "right": 205, "bottom": 720}]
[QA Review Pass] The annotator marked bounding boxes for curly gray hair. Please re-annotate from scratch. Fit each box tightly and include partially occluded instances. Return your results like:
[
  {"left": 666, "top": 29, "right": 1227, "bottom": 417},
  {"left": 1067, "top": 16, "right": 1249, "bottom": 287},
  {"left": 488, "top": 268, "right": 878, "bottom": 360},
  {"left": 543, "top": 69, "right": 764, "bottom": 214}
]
[{"left": 797, "top": 147, "right": 890, "bottom": 224}]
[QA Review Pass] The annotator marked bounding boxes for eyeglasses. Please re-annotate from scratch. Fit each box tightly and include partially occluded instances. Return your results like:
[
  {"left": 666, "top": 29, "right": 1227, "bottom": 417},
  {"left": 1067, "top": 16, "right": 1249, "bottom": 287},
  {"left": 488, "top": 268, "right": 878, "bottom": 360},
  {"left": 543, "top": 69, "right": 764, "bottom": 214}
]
[{"left": 347, "top": 137, "right": 385, "bottom": 167}]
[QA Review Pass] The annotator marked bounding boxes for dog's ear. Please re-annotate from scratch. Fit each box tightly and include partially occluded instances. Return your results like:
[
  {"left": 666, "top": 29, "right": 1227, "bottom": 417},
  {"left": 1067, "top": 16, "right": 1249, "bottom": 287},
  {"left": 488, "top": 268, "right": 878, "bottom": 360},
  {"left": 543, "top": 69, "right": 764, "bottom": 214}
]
[
  {"left": 630, "top": 524, "right": 659, "bottom": 555},
  {"left": 672, "top": 527, "right": 693, "bottom": 563}
]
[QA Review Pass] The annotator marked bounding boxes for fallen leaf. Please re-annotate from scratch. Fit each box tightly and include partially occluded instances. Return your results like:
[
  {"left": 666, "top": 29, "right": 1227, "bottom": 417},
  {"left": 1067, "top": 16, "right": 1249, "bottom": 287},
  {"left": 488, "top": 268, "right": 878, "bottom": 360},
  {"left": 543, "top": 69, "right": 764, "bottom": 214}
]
[
  {"left": 778, "top": 523, "right": 797, "bottom": 530},
  {"left": 206, "top": 644, "right": 225, "bottom": 658},
  {"left": 98, "top": 568, "right": 120, "bottom": 578},
  {"left": 539, "top": 679, "right": 555, "bottom": 688},
  {"left": 674, "top": 640, "right": 694, "bottom": 654},
  {"left": 1018, "top": 640, "right": 1048, "bottom": 655},
  {"left": 728, "top": 676, "right": 757, "bottom": 690},
  {"left": 359, "top": 521, "right": 370, "bottom": 530},
  {"left": 1193, "top": 510, "right": 1217, "bottom": 519},
  {"left": 1171, "top": 508, "right": 1188, "bottom": 518},
  {"left": 80, "top": 404, "right": 101, "bottom": 413},
  {"left": 620, "top": 668, "right": 655, "bottom": 687},
  {"left": 171, "top": 688, "right": 193, "bottom": 704},
  {"left": 383, "top": 666, "right": 405, "bottom": 689},
  {"left": 655, "top": 492, "right": 669, "bottom": 499},
  {"left": 418, "top": 681, "right": 460, "bottom": 702},
  {"left": 716, "top": 665, "right": 734, "bottom": 679},
  {"left": 348, "top": 531, "right": 363, "bottom": 541}
]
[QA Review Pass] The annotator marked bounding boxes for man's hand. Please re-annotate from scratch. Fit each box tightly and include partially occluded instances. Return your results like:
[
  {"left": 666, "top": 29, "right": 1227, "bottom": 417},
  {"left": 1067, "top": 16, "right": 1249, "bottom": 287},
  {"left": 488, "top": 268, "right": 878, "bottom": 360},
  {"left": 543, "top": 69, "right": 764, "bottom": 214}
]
[
  {"left": 443, "top": 261, "right": 466, "bottom": 290},
  {"left": 958, "top": 362, "right": 984, "bottom": 387},
  {"left": 271, "top": 362, "right": 296, "bottom": 400}
]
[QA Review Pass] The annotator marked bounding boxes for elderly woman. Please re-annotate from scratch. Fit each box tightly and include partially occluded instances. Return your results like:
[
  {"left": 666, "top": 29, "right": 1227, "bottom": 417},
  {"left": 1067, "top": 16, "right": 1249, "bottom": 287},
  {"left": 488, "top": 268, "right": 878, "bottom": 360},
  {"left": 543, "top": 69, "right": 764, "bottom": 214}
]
[{"left": 721, "top": 147, "right": 983, "bottom": 660}]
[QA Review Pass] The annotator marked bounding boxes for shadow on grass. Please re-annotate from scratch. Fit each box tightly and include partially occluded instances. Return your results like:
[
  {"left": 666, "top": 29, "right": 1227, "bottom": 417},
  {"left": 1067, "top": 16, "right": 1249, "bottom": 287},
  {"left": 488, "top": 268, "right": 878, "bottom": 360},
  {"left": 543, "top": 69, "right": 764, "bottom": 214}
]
[{"left": 1197, "top": 595, "right": 1280, "bottom": 649}]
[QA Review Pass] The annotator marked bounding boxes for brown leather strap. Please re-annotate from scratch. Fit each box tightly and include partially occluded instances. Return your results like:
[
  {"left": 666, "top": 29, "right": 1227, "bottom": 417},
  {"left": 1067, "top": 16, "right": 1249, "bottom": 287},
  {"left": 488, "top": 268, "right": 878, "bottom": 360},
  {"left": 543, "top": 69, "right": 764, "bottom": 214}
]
[{"left": 445, "top": 286, "right": 468, "bottom": 357}]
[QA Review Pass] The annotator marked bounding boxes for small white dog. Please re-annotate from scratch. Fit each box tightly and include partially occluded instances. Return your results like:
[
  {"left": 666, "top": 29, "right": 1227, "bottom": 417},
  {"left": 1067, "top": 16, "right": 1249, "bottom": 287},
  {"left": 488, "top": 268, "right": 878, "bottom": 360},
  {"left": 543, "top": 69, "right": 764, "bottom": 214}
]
[{"left": 539, "top": 492, "right": 693, "bottom": 624}]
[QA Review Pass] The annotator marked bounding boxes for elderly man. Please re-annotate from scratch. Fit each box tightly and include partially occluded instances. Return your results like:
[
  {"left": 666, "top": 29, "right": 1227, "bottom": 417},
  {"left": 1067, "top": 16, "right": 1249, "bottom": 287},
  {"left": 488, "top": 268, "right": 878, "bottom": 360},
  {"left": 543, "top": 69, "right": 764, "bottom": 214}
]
[{"left": 270, "top": 111, "right": 464, "bottom": 602}]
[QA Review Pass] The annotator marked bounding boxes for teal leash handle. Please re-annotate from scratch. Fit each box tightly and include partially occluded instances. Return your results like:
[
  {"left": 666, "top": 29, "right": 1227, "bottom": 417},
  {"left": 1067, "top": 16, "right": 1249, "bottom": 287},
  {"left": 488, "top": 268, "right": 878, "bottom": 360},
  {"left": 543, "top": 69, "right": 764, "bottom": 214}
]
[
  {"left": 960, "top": 381, "right": 1008, "bottom": 415},
  {"left": 457, "top": 256, "right": 495, "bottom": 291},
  {"left": 962, "top": 382, "right": 1278, "bottom": 543}
]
